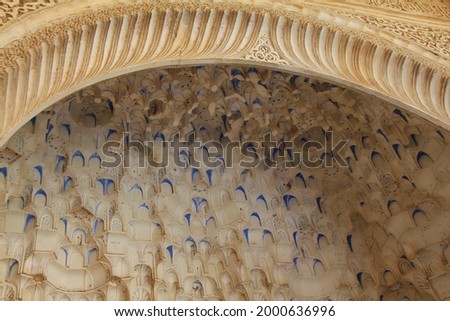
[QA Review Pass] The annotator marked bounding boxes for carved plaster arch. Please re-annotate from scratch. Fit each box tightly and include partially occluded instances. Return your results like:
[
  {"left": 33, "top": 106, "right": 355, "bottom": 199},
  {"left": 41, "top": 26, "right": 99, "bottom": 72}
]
[{"left": 0, "top": 0, "right": 449, "bottom": 146}]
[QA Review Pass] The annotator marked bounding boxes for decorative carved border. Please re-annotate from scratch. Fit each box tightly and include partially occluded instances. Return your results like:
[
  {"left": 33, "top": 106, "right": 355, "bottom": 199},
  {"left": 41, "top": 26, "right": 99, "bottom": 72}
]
[{"left": 0, "top": 1, "right": 449, "bottom": 146}]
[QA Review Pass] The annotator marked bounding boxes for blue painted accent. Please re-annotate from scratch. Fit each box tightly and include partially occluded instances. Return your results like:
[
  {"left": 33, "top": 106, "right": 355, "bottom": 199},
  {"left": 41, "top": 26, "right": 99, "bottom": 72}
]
[
  {"left": 347, "top": 235, "right": 353, "bottom": 252},
  {"left": 316, "top": 197, "right": 322, "bottom": 213},
  {"left": 357, "top": 272, "right": 363, "bottom": 286},
  {"left": 256, "top": 194, "right": 268, "bottom": 210},
  {"left": 393, "top": 109, "right": 408, "bottom": 122},
  {"left": 262, "top": 229, "right": 272, "bottom": 240},
  {"left": 106, "top": 99, "right": 114, "bottom": 113},
  {"left": 376, "top": 129, "right": 388, "bottom": 142},
  {"left": 130, "top": 184, "right": 143, "bottom": 198},
  {"left": 30, "top": 117, "right": 36, "bottom": 126},
  {"left": 250, "top": 212, "right": 261, "bottom": 226},
  {"left": 166, "top": 246, "right": 174, "bottom": 263},
  {"left": 272, "top": 147, "right": 280, "bottom": 158},
  {"left": 221, "top": 115, "right": 228, "bottom": 130},
  {"left": 206, "top": 169, "right": 213, "bottom": 186},
  {"left": 287, "top": 149, "right": 293, "bottom": 160},
  {"left": 392, "top": 144, "right": 401, "bottom": 159},
  {"left": 88, "top": 247, "right": 97, "bottom": 264},
  {"left": 288, "top": 74, "right": 298, "bottom": 85},
  {"left": 417, "top": 151, "right": 432, "bottom": 167},
  {"left": 60, "top": 217, "right": 68, "bottom": 234},
  {"left": 240, "top": 169, "right": 249, "bottom": 177},
  {"left": 62, "top": 247, "right": 69, "bottom": 266},
  {"left": 199, "top": 145, "right": 209, "bottom": 155},
  {"left": 94, "top": 218, "right": 99, "bottom": 233},
  {"left": 139, "top": 203, "right": 149, "bottom": 209},
  {"left": 24, "top": 214, "right": 35, "bottom": 232},
  {"left": 0, "top": 167, "right": 7, "bottom": 177},
  {"left": 185, "top": 213, "right": 191, "bottom": 226},
  {"left": 283, "top": 194, "right": 297, "bottom": 210},
  {"left": 371, "top": 151, "right": 381, "bottom": 163},
  {"left": 317, "top": 234, "right": 326, "bottom": 248},
  {"left": 206, "top": 216, "right": 215, "bottom": 227},
  {"left": 73, "top": 228, "right": 87, "bottom": 242},
  {"left": 350, "top": 145, "right": 357, "bottom": 160},
  {"left": 436, "top": 130, "right": 445, "bottom": 140},
  {"left": 154, "top": 132, "right": 165, "bottom": 141},
  {"left": 401, "top": 176, "right": 417, "bottom": 189},
  {"left": 235, "top": 186, "right": 247, "bottom": 200},
  {"left": 89, "top": 152, "right": 101, "bottom": 162},
  {"left": 161, "top": 178, "right": 173, "bottom": 193},
  {"left": 313, "top": 259, "right": 323, "bottom": 273},
  {"left": 410, "top": 134, "right": 418, "bottom": 146},
  {"left": 85, "top": 113, "right": 97, "bottom": 126},
  {"left": 243, "top": 229, "right": 249, "bottom": 244},
  {"left": 296, "top": 172, "right": 307, "bottom": 188},
  {"left": 55, "top": 155, "right": 66, "bottom": 171},
  {"left": 231, "top": 69, "right": 242, "bottom": 76},
  {"left": 62, "top": 123, "right": 71, "bottom": 136},
  {"left": 191, "top": 168, "right": 200, "bottom": 183},
  {"left": 293, "top": 257, "right": 299, "bottom": 272},
  {"left": 412, "top": 209, "right": 425, "bottom": 220},
  {"left": 8, "top": 260, "right": 18, "bottom": 278},
  {"left": 45, "top": 124, "right": 54, "bottom": 143},
  {"left": 361, "top": 135, "right": 370, "bottom": 145},
  {"left": 34, "top": 166, "right": 43, "bottom": 184},
  {"left": 245, "top": 143, "right": 256, "bottom": 154},
  {"left": 106, "top": 129, "right": 118, "bottom": 139},
  {"left": 192, "top": 197, "right": 207, "bottom": 213},
  {"left": 34, "top": 188, "right": 47, "bottom": 202},
  {"left": 72, "top": 150, "right": 85, "bottom": 164},
  {"left": 97, "top": 178, "right": 114, "bottom": 195},
  {"left": 253, "top": 98, "right": 262, "bottom": 105},
  {"left": 185, "top": 236, "right": 196, "bottom": 245},
  {"left": 320, "top": 152, "right": 333, "bottom": 161},
  {"left": 293, "top": 231, "right": 298, "bottom": 248},
  {"left": 387, "top": 200, "right": 398, "bottom": 211},
  {"left": 231, "top": 78, "right": 240, "bottom": 91},
  {"left": 257, "top": 80, "right": 267, "bottom": 89}
]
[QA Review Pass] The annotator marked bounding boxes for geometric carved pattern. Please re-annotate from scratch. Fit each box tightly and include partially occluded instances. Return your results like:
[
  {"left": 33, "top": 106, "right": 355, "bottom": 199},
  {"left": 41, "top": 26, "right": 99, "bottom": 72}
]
[
  {"left": 0, "top": 0, "right": 60, "bottom": 27},
  {"left": 365, "top": 0, "right": 450, "bottom": 19},
  {"left": 0, "top": 65, "right": 449, "bottom": 301},
  {"left": 334, "top": 13, "right": 450, "bottom": 59}
]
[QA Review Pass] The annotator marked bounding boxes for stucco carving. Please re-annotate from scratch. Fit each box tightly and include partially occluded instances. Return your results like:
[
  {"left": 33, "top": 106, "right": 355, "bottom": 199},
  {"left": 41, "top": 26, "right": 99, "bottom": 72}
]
[
  {"left": 0, "top": 0, "right": 61, "bottom": 26},
  {"left": 0, "top": 65, "right": 449, "bottom": 300},
  {"left": 333, "top": 12, "right": 450, "bottom": 58},
  {"left": 245, "top": 33, "right": 289, "bottom": 65},
  {"left": 365, "top": 0, "right": 450, "bottom": 19},
  {"left": 0, "top": 0, "right": 449, "bottom": 148}
]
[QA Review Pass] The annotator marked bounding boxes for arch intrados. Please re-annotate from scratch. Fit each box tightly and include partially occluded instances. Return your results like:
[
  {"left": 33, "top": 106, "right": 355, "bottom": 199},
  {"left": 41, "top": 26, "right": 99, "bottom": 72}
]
[{"left": 1, "top": 2, "right": 449, "bottom": 146}]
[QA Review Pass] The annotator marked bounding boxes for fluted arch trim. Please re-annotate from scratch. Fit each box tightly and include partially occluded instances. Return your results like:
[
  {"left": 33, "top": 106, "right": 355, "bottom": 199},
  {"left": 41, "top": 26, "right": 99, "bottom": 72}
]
[{"left": 0, "top": 1, "right": 449, "bottom": 146}]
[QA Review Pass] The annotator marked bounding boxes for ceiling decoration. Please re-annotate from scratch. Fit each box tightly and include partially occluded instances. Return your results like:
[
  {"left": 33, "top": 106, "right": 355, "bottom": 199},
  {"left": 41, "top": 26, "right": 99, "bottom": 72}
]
[
  {"left": 0, "top": 65, "right": 449, "bottom": 300},
  {"left": 0, "top": 0, "right": 449, "bottom": 147}
]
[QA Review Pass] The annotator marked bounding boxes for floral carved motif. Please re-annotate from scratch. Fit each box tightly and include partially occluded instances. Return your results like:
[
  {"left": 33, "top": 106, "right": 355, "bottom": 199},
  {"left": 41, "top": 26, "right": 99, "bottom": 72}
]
[{"left": 245, "top": 33, "right": 289, "bottom": 65}]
